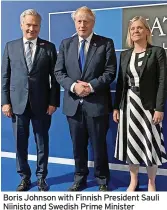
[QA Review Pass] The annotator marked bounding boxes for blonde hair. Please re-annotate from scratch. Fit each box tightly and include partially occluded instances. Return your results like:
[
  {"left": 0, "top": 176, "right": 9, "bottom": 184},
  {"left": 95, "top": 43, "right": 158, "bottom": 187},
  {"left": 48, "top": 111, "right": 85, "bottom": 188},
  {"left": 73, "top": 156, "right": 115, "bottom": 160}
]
[
  {"left": 71, "top": 6, "right": 95, "bottom": 22},
  {"left": 126, "top": 16, "right": 152, "bottom": 48}
]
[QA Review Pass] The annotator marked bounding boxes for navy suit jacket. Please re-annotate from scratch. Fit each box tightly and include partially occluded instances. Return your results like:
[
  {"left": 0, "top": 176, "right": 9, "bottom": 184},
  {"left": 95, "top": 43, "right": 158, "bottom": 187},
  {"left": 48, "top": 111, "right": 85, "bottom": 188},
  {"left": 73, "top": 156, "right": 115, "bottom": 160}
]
[
  {"left": 1, "top": 37, "right": 60, "bottom": 115},
  {"left": 55, "top": 34, "right": 117, "bottom": 117}
]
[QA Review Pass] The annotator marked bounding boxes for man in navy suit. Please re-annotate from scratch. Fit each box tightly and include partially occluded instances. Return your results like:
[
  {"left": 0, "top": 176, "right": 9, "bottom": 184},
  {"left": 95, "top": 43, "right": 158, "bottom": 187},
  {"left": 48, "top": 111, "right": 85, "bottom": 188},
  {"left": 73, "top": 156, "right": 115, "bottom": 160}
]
[
  {"left": 1, "top": 9, "right": 60, "bottom": 191},
  {"left": 55, "top": 6, "right": 117, "bottom": 191}
]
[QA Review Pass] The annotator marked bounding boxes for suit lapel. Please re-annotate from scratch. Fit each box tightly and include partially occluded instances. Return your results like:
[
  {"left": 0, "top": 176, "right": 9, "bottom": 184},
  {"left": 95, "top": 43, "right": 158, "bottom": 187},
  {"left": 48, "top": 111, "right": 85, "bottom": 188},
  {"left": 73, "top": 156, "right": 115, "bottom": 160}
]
[
  {"left": 70, "top": 36, "right": 82, "bottom": 76},
  {"left": 122, "top": 49, "right": 133, "bottom": 79},
  {"left": 122, "top": 45, "right": 152, "bottom": 80},
  {"left": 82, "top": 34, "right": 97, "bottom": 76},
  {"left": 19, "top": 39, "right": 28, "bottom": 71},
  {"left": 32, "top": 38, "right": 44, "bottom": 69},
  {"left": 139, "top": 46, "right": 152, "bottom": 77}
]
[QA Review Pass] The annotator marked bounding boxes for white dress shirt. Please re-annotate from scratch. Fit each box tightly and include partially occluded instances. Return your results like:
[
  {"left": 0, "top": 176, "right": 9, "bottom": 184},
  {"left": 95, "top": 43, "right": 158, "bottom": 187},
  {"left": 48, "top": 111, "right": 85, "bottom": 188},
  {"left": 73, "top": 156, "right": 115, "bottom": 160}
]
[
  {"left": 70, "top": 32, "right": 94, "bottom": 93},
  {"left": 23, "top": 37, "right": 37, "bottom": 63}
]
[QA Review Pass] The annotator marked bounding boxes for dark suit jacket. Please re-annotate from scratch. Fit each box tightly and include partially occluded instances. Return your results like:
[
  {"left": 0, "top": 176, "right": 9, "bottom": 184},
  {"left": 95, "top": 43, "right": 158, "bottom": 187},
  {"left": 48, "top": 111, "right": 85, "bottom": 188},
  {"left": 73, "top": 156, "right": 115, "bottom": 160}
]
[
  {"left": 114, "top": 44, "right": 167, "bottom": 112},
  {"left": 1, "top": 37, "right": 60, "bottom": 115},
  {"left": 54, "top": 34, "right": 117, "bottom": 117}
]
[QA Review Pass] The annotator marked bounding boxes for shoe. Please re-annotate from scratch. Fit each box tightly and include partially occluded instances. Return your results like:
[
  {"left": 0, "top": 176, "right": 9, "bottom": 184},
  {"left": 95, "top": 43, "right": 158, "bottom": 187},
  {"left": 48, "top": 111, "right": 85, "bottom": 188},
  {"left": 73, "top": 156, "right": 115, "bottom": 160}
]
[
  {"left": 68, "top": 182, "right": 87, "bottom": 191},
  {"left": 37, "top": 178, "right": 48, "bottom": 191},
  {"left": 16, "top": 178, "right": 31, "bottom": 191},
  {"left": 99, "top": 184, "right": 108, "bottom": 191}
]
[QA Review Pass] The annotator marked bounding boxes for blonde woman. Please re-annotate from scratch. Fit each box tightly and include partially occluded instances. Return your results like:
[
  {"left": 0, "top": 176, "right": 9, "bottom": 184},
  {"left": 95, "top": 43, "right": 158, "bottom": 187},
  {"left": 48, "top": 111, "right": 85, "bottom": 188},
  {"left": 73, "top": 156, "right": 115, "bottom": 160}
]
[{"left": 113, "top": 16, "right": 167, "bottom": 191}]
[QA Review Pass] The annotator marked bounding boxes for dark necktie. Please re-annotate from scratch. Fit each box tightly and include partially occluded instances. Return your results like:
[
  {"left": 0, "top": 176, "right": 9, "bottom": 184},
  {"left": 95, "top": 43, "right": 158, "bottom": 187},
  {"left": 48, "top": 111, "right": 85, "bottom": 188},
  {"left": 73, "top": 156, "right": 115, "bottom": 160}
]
[
  {"left": 25, "top": 41, "right": 33, "bottom": 72},
  {"left": 79, "top": 39, "right": 86, "bottom": 72}
]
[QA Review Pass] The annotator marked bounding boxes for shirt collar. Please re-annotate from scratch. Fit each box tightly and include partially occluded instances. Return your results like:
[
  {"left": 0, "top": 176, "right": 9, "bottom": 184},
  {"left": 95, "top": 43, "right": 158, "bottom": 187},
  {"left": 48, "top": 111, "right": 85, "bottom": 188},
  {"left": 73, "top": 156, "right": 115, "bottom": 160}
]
[
  {"left": 78, "top": 32, "right": 93, "bottom": 43},
  {"left": 23, "top": 37, "right": 37, "bottom": 46}
]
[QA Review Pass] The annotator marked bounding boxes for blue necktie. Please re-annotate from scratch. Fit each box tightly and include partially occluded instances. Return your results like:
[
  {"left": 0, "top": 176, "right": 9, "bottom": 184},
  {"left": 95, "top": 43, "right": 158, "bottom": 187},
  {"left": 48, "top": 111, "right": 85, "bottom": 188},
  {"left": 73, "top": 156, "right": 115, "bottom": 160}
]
[
  {"left": 79, "top": 40, "right": 86, "bottom": 72},
  {"left": 25, "top": 41, "right": 33, "bottom": 72}
]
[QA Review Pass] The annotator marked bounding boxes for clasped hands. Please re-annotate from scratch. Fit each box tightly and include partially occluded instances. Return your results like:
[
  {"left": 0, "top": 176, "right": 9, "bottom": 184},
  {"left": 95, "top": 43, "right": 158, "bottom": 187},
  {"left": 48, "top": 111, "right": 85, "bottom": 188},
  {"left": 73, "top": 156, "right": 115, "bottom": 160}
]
[{"left": 74, "top": 80, "right": 91, "bottom": 97}]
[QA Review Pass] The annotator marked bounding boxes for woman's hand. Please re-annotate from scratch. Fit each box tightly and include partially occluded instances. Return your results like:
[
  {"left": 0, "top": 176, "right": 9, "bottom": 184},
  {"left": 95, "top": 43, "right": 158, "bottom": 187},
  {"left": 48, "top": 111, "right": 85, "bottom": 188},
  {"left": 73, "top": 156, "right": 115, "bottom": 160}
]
[
  {"left": 113, "top": 109, "right": 120, "bottom": 123},
  {"left": 152, "top": 111, "right": 164, "bottom": 125}
]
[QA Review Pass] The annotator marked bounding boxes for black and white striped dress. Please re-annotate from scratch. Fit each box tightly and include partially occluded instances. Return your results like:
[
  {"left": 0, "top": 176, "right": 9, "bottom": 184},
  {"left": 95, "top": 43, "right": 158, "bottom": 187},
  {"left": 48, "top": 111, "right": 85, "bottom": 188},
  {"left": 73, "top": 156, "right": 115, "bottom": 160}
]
[{"left": 115, "top": 51, "right": 167, "bottom": 166}]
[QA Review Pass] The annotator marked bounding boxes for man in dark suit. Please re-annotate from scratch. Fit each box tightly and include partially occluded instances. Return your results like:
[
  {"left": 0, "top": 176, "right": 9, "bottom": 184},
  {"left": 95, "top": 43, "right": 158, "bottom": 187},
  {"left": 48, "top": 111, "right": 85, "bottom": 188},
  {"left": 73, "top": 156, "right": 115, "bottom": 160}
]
[
  {"left": 55, "top": 6, "right": 117, "bottom": 191},
  {"left": 1, "top": 9, "right": 60, "bottom": 191}
]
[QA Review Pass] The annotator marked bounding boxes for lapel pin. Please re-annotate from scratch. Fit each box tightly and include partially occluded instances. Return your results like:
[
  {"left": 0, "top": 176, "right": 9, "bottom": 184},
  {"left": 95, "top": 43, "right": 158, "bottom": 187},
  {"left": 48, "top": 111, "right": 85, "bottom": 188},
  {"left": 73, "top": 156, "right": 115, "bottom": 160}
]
[
  {"left": 147, "top": 52, "right": 151, "bottom": 57},
  {"left": 93, "top": 43, "right": 96, "bottom": 47}
]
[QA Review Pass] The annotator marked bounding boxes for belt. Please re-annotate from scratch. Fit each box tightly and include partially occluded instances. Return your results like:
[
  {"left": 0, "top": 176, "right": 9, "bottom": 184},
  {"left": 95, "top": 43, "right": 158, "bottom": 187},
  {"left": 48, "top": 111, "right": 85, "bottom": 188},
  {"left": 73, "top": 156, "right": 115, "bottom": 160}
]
[{"left": 128, "top": 86, "right": 140, "bottom": 91}]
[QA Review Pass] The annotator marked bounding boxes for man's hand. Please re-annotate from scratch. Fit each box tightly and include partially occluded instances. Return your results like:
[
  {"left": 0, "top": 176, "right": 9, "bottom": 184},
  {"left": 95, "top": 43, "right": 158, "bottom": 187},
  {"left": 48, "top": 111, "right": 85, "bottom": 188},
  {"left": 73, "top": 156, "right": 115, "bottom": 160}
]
[
  {"left": 75, "top": 80, "right": 91, "bottom": 97},
  {"left": 153, "top": 111, "right": 164, "bottom": 125},
  {"left": 46, "top": 105, "right": 57, "bottom": 115},
  {"left": 2, "top": 104, "right": 13, "bottom": 118}
]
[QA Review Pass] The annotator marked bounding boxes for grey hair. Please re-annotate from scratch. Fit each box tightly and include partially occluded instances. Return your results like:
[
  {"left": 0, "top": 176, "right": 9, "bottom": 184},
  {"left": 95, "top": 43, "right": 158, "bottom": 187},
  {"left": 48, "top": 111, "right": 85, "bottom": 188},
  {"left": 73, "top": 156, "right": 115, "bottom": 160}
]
[
  {"left": 20, "top": 9, "right": 41, "bottom": 24},
  {"left": 71, "top": 6, "right": 95, "bottom": 22}
]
